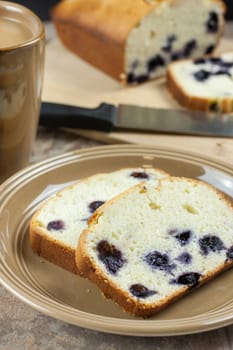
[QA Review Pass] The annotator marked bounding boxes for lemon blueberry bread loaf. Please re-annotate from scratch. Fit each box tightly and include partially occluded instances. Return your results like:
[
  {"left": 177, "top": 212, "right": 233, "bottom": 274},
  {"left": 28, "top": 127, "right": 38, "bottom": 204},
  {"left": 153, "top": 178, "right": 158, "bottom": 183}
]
[
  {"left": 167, "top": 52, "right": 233, "bottom": 112},
  {"left": 76, "top": 177, "right": 233, "bottom": 317},
  {"left": 51, "top": 0, "right": 225, "bottom": 84},
  {"left": 29, "top": 167, "right": 168, "bottom": 274}
]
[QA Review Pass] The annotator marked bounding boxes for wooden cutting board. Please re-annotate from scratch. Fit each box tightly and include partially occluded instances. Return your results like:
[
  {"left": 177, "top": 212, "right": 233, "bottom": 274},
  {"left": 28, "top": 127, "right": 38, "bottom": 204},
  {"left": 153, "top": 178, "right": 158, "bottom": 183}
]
[{"left": 42, "top": 33, "right": 233, "bottom": 163}]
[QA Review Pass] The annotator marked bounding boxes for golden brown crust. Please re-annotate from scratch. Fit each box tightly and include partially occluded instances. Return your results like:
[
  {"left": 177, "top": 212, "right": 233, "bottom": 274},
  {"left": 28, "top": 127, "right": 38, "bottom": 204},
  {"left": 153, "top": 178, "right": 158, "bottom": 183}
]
[
  {"left": 30, "top": 223, "right": 78, "bottom": 273},
  {"left": 77, "top": 239, "right": 233, "bottom": 317},
  {"left": 76, "top": 176, "right": 233, "bottom": 317},
  {"left": 51, "top": 0, "right": 161, "bottom": 81},
  {"left": 51, "top": 21, "right": 124, "bottom": 81},
  {"left": 52, "top": 0, "right": 225, "bottom": 82},
  {"left": 51, "top": 0, "right": 163, "bottom": 44}
]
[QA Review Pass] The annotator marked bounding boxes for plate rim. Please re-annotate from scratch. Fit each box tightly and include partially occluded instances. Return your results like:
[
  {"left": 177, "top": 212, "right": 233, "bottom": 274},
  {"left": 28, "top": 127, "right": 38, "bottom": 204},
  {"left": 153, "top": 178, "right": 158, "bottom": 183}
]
[{"left": 1, "top": 144, "right": 233, "bottom": 336}]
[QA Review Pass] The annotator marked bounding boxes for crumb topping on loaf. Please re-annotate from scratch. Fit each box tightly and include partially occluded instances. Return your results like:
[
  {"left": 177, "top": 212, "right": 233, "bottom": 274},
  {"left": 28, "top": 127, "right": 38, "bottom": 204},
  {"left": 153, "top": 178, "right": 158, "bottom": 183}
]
[{"left": 77, "top": 177, "right": 233, "bottom": 315}]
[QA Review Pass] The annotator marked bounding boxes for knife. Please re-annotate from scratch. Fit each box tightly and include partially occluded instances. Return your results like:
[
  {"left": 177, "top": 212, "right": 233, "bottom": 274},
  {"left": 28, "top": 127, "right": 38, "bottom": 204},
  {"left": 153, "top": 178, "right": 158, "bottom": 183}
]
[{"left": 39, "top": 101, "right": 233, "bottom": 137}]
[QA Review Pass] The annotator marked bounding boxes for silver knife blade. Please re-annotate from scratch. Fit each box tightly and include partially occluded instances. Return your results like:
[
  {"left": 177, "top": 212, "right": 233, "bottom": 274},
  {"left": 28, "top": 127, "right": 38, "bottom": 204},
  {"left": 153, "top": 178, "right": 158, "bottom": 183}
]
[
  {"left": 40, "top": 102, "right": 233, "bottom": 137},
  {"left": 116, "top": 104, "right": 233, "bottom": 137}
]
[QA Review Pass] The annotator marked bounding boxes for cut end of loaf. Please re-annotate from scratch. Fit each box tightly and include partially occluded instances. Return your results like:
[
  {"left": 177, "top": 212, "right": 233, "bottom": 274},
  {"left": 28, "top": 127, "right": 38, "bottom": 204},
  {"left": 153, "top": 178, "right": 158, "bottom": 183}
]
[{"left": 167, "top": 52, "right": 233, "bottom": 112}]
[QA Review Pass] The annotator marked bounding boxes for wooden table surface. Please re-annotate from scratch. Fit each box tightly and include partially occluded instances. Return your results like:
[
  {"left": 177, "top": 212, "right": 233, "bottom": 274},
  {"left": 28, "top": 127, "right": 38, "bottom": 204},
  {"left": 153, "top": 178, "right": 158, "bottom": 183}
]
[{"left": 1, "top": 23, "right": 233, "bottom": 350}]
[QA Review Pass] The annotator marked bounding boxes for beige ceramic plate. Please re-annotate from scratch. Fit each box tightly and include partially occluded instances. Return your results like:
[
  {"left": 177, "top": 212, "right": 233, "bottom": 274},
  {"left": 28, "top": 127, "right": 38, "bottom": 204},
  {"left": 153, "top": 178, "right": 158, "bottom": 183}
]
[{"left": 1, "top": 144, "right": 233, "bottom": 336}]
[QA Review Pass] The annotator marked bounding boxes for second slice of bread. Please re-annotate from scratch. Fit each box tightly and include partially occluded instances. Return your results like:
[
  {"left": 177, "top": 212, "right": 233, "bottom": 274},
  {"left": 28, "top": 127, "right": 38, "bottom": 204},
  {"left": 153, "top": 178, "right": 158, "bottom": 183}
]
[{"left": 76, "top": 177, "right": 233, "bottom": 317}]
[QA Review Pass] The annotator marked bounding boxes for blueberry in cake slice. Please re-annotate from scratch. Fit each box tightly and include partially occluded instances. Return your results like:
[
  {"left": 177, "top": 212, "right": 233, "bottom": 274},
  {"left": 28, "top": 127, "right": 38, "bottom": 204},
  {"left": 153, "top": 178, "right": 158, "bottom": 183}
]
[
  {"left": 51, "top": 0, "right": 225, "bottom": 84},
  {"left": 167, "top": 52, "right": 233, "bottom": 112},
  {"left": 29, "top": 167, "right": 168, "bottom": 274},
  {"left": 76, "top": 177, "right": 233, "bottom": 317}
]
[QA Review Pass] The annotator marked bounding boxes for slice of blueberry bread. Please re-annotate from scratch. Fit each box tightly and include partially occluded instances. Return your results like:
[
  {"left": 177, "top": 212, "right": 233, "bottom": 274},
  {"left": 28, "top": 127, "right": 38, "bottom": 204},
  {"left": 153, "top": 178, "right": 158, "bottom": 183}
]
[
  {"left": 51, "top": 0, "right": 225, "bottom": 84},
  {"left": 167, "top": 52, "right": 233, "bottom": 112},
  {"left": 29, "top": 167, "right": 168, "bottom": 274},
  {"left": 76, "top": 177, "right": 233, "bottom": 317}
]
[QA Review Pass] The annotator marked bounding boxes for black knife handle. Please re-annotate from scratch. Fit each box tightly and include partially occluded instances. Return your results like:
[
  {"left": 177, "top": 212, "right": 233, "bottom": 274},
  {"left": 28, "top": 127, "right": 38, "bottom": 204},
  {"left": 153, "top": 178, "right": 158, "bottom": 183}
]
[{"left": 39, "top": 102, "right": 116, "bottom": 131}]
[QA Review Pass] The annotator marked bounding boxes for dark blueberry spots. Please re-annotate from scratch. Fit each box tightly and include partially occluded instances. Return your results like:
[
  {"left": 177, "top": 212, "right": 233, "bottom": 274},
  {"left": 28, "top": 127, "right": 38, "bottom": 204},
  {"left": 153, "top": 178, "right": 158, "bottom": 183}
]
[
  {"left": 136, "top": 74, "right": 149, "bottom": 84},
  {"left": 214, "top": 69, "right": 231, "bottom": 77},
  {"left": 204, "top": 44, "right": 215, "bottom": 55},
  {"left": 130, "top": 171, "right": 149, "bottom": 180},
  {"left": 193, "top": 69, "right": 211, "bottom": 82},
  {"left": 47, "top": 220, "right": 65, "bottom": 231},
  {"left": 129, "top": 284, "right": 157, "bottom": 298},
  {"left": 171, "top": 52, "right": 180, "bottom": 61},
  {"left": 145, "top": 250, "right": 175, "bottom": 273},
  {"left": 88, "top": 200, "right": 105, "bottom": 213},
  {"left": 131, "top": 60, "right": 139, "bottom": 70},
  {"left": 183, "top": 40, "right": 197, "bottom": 58},
  {"left": 199, "top": 235, "right": 225, "bottom": 255},
  {"left": 170, "top": 39, "right": 197, "bottom": 61},
  {"left": 206, "top": 12, "right": 219, "bottom": 33},
  {"left": 148, "top": 55, "right": 165, "bottom": 72},
  {"left": 175, "top": 272, "right": 201, "bottom": 288},
  {"left": 127, "top": 72, "right": 136, "bottom": 84},
  {"left": 209, "top": 101, "right": 219, "bottom": 112},
  {"left": 168, "top": 34, "right": 177, "bottom": 43},
  {"left": 209, "top": 57, "right": 222, "bottom": 64},
  {"left": 226, "top": 246, "right": 233, "bottom": 260},
  {"left": 220, "top": 61, "right": 233, "bottom": 69},
  {"left": 162, "top": 44, "right": 172, "bottom": 53},
  {"left": 97, "top": 240, "right": 126, "bottom": 274},
  {"left": 193, "top": 59, "right": 232, "bottom": 85},
  {"left": 194, "top": 58, "right": 206, "bottom": 65},
  {"left": 177, "top": 252, "right": 192, "bottom": 264},
  {"left": 208, "top": 57, "right": 233, "bottom": 69},
  {"left": 127, "top": 72, "right": 150, "bottom": 84},
  {"left": 170, "top": 230, "right": 192, "bottom": 246},
  {"left": 162, "top": 35, "right": 177, "bottom": 53}
]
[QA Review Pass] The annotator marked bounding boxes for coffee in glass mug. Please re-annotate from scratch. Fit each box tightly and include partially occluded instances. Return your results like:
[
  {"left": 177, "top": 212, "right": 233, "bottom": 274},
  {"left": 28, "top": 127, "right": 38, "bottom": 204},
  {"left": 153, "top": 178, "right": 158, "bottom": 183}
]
[{"left": 0, "top": 2, "right": 45, "bottom": 183}]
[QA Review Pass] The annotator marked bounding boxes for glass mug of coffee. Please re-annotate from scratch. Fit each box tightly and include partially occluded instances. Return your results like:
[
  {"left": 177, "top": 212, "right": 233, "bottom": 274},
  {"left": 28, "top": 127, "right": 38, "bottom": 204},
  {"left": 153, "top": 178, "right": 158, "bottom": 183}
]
[{"left": 0, "top": 1, "right": 45, "bottom": 183}]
